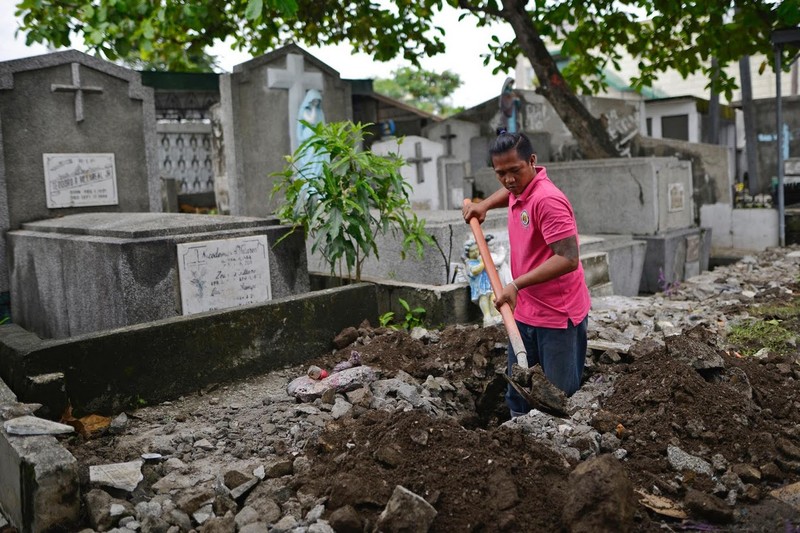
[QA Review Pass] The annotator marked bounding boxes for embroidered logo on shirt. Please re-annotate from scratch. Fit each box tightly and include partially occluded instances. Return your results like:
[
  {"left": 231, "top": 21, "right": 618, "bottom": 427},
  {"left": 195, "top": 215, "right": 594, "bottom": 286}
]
[{"left": 520, "top": 210, "right": 530, "bottom": 227}]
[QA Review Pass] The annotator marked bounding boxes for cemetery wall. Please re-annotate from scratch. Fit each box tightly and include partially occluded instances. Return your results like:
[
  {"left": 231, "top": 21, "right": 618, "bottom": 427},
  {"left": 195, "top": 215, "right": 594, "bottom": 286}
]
[{"left": 700, "top": 203, "right": 779, "bottom": 251}]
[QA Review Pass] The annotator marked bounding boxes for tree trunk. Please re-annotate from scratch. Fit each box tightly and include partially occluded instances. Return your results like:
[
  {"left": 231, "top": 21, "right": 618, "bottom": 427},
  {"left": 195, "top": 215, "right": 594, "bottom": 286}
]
[
  {"left": 708, "top": 58, "right": 720, "bottom": 145},
  {"left": 740, "top": 55, "right": 759, "bottom": 194},
  {"left": 500, "top": 0, "right": 620, "bottom": 159}
]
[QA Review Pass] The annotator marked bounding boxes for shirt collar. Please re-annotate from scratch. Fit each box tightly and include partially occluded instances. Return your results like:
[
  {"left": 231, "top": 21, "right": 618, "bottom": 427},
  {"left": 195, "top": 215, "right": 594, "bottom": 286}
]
[{"left": 511, "top": 166, "right": 546, "bottom": 204}]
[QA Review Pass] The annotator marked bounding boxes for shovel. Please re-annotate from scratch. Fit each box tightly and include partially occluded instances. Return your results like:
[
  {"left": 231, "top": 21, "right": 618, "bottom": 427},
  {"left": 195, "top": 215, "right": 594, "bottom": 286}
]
[{"left": 463, "top": 199, "right": 567, "bottom": 418}]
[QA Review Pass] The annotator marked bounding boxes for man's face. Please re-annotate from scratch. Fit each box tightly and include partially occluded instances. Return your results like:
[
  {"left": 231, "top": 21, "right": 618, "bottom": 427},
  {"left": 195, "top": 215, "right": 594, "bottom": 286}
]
[{"left": 491, "top": 150, "right": 537, "bottom": 196}]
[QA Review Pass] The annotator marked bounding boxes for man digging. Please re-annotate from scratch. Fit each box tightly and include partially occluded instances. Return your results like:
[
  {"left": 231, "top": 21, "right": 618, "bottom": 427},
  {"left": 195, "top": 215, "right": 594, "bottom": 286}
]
[{"left": 463, "top": 131, "right": 591, "bottom": 417}]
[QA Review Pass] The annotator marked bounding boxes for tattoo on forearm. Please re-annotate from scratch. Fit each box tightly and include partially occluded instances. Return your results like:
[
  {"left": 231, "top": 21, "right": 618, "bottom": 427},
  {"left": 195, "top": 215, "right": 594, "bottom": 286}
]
[{"left": 550, "top": 236, "right": 579, "bottom": 261}]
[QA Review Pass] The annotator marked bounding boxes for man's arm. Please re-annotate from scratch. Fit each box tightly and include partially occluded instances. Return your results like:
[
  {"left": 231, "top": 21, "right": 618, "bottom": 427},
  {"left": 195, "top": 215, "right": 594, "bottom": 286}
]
[
  {"left": 495, "top": 235, "right": 580, "bottom": 310},
  {"left": 462, "top": 187, "right": 510, "bottom": 224}
]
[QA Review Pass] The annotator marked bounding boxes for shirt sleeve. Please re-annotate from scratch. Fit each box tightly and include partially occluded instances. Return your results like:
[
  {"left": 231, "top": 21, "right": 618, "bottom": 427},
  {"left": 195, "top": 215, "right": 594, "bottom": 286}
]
[{"left": 536, "top": 194, "right": 578, "bottom": 245}]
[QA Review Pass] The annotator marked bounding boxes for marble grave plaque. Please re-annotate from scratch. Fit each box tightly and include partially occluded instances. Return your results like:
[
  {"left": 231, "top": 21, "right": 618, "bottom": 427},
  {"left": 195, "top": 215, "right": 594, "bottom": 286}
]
[
  {"left": 178, "top": 235, "right": 271, "bottom": 315},
  {"left": 43, "top": 153, "right": 118, "bottom": 208}
]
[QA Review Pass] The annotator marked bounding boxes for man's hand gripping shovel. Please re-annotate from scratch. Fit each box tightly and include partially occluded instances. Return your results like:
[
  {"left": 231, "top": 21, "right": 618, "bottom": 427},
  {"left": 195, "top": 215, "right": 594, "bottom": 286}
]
[{"left": 463, "top": 200, "right": 567, "bottom": 418}]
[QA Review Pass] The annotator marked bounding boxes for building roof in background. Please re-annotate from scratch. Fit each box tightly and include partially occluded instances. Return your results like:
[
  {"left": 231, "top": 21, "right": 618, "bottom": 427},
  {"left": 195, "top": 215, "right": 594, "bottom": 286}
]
[{"left": 348, "top": 78, "right": 442, "bottom": 122}]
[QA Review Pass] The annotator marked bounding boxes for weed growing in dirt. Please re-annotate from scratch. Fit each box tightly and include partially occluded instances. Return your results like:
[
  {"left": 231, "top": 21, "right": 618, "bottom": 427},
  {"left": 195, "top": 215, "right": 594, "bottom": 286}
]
[
  {"left": 728, "top": 318, "right": 796, "bottom": 356},
  {"left": 378, "top": 298, "right": 426, "bottom": 331},
  {"left": 657, "top": 266, "right": 681, "bottom": 297}
]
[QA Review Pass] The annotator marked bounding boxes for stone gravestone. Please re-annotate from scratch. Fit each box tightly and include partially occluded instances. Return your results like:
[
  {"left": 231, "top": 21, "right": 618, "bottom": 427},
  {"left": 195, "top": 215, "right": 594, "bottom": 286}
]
[
  {"left": 8, "top": 213, "right": 309, "bottom": 339},
  {"left": 440, "top": 160, "right": 466, "bottom": 210},
  {"left": 423, "top": 119, "right": 479, "bottom": 173},
  {"left": 216, "top": 44, "right": 352, "bottom": 217},
  {"left": 371, "top": 136, "right": 445, "bottom": 210},
  {"left": 0, "top": 50, "right": 160, "bottom": 301}
]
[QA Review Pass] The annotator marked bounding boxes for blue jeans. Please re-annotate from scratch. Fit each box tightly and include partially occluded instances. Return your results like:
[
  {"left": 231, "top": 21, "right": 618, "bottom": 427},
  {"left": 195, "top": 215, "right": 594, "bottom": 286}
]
[{"left": 506, "top": 316, "right": 588, "bottom": 416}]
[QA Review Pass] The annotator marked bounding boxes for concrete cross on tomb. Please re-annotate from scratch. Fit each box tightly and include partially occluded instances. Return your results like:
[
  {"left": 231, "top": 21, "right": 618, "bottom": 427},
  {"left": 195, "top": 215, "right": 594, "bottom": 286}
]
[
  {"left": 440, "top": 124, "right": 457, "bottom": 156},
  {"left": 267, "top": 53, "right": 324, "bottom": 153},
  {"left": 51, "top": 63, "right": 104, "bottom": 122},
  {"left": 407, "top": 142, "right": 432, "bottom": 184}
]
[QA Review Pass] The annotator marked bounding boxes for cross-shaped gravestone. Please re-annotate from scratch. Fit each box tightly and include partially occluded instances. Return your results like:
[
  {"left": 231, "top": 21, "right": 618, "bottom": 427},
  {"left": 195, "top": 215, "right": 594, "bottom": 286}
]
[
  {"left": 407, "top": 142, "right": 432, "bottom": 184},
  {"left": 267, "top": 53, "right": 324, "bottom": 153},
  {"left": 51, "top": 63, "right": 104, "bottom": 123},
  {"left": 440, "top": 124, "right": 457, "bottom": 156}
]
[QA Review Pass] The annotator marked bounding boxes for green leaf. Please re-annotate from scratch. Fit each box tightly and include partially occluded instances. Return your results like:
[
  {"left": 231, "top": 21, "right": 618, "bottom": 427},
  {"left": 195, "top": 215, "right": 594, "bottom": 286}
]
[{"left": 245, "top": 0, "right": 263, "bottom": 21}]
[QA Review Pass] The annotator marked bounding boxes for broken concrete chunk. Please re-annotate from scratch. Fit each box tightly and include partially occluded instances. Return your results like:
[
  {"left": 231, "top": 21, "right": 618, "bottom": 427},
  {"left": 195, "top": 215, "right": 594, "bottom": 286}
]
[
  {"left": 377, "top": 485, "right": 437, "bottom": 533},
  {"left": 109, "top": 412, "right": 128, "bottom": 434},
  {"left": 770, "top": 481, "right": 800, "bottom": 511},
  {"left": 89, "top": 460, "right": 144, "bottom": 492},
  {"left": 0, "top": 402, "right": 43, "bottom": 421},
  {"left": 667, "top": 446, "right": 713, "bottom": 477},
  {"left": 288, "top": 366, "right": 378, "bottom": 403},
  {"left": 3, "top": 415, "right": 74, "bottom": 435}
]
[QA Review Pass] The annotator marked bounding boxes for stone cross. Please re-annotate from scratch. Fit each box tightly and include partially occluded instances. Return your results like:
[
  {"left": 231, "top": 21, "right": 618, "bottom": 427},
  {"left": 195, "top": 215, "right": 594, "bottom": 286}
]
[
  {"left": 51, "top": 63, "right": 104, "bottom": 123},
  {"left": 407, "top": 142, "right": 432, "bottom": 184},
  {"left": 267, "top": 53, "right": 324, "bottom": 153},
  {"left": 440, "top": 124, "right": 457, "bottom": 156}
]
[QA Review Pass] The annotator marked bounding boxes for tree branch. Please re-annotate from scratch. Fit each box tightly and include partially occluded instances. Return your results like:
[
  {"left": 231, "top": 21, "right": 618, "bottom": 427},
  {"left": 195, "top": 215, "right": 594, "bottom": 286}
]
[{"left": 456, "top": 0, "right": 504, "bottom": 19}]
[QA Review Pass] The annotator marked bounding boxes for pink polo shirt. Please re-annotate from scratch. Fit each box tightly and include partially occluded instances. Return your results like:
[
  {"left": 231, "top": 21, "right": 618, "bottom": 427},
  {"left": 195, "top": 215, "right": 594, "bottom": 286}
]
[{"left": 508, "top": 166, "right": 591, "bottom": 328}]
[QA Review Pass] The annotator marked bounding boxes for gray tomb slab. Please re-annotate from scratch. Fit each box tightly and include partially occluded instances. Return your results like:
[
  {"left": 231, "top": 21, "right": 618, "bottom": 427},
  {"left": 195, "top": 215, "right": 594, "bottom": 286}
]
[
  {"left": 8, "top": 213, "right": 309, "bottom": 339},
  {"left": 438, "top": 157, "right": 465, "bottom": 210},
  {"left": 469, "top": 136, "right": 492, "bottom": 175},
  {"left": 637, "top": 227, "right": 712, "bottom": 293},
  {"left": 0, "top": 50, "right": 160, "bottom": 295},
  {"left": 371, "top": 136, "right": 444, "bottom": 210},
  {"left": 545, "top": 157, "right": 694, "bottom": 235},
  {"left": 473, "top": 167, "right": 500, "bottom": 199},
  {"left": 217, "top": 44, "right": 352, "bottom": 217}
]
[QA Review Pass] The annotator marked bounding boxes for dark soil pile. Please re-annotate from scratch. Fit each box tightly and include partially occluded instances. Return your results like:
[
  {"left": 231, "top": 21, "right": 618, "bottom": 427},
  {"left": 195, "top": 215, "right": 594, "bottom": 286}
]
[
  {"left": 299, "top": 410, "right": 571, "bottom": 532},
  {"left": 300, "top": 317, "right": 800, "bottom": 531}
]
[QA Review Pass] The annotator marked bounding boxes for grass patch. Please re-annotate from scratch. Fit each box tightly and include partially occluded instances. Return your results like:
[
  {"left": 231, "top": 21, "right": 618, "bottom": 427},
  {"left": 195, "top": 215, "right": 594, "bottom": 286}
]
[
  {"left": 751, "top": 301, "right": 800, "bottom": 321},
  {"left": 727, "top": 318, "right": 796, "bottom": 356}
]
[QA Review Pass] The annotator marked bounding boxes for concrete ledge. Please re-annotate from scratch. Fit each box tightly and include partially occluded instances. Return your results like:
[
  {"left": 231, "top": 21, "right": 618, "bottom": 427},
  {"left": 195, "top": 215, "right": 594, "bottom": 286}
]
[
  {"left": 310, "top": 273, "right": 483, "bottom": 327},
  {"left": 0, "top": 378, "right": 80, "bottom": 532},
  {"left": 0, "top": 283, "right": 379, "bottom": 415}
]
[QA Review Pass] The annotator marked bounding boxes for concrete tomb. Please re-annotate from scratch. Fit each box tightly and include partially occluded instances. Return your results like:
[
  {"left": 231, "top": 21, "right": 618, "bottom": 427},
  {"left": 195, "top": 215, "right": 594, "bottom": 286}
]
[
  {"left": 545, "top": 157, "right": 706, "bottom": 293},
  {"left": 0, "top": 50, "right": 160, "bottom": 297},
  {"left": 371, "top": 135, "right": 446, "bottom": 210},
  {"left": 216, "top": 44, "right": 351, "bottom": 217},
  {"left": 544, "top": 157, "right": 694, "bottom": 236},
  {"left": 8, "top": 213, "right": 308, "bottom": 339}
]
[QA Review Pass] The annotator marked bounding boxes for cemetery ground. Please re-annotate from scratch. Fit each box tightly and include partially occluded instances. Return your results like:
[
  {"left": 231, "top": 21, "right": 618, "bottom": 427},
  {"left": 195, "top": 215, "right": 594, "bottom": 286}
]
[{"left": 38, "top": 246, "right": 800, "bottom": 532}]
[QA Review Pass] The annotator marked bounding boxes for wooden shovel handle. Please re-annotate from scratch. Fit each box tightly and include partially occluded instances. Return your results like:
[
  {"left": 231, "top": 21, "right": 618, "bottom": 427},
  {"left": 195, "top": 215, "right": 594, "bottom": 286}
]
[{"left": 463, "top": 199, "right": 528, "bottom": 368}]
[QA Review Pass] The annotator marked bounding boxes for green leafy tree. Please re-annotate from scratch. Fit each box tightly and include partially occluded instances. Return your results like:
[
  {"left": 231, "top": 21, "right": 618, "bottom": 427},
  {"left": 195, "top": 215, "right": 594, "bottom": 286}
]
[
  {"left": 13, "top": 0, "right": 799, "bottom": 156},
  {"left": 374, "top": 67, "right": 464, "bottom": 116},
  {"left": 272, "top": 121, "right": 433, "bottom": 281}
]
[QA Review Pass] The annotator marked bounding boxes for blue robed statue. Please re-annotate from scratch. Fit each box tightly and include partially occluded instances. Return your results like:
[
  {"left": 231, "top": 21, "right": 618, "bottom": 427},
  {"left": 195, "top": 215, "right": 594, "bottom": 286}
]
[{"left": 293, "top": 89, "right": 328, "bottom": 214}]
